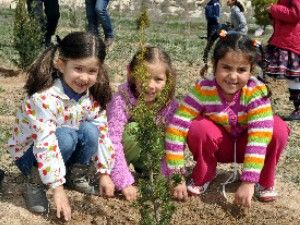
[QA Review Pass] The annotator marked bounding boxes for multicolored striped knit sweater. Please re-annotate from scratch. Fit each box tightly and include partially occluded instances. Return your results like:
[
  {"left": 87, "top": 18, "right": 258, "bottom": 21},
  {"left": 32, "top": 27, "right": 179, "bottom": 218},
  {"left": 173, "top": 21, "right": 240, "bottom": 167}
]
[{"left": 165, "top": 76, "right": 274, "bottom": 183}]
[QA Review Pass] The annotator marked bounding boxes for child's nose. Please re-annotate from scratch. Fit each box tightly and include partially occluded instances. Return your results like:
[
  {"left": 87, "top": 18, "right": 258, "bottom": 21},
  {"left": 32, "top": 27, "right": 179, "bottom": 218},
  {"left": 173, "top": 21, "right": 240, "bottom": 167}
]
[
  {"left": 148, "top": 79, "right": 155, "bottom": 89},
  {"left": 229, "top": 71, "right": 238, "bottom": 79},
  {"left": 80, "top": 73, "right": 89, "bottom": 82}
]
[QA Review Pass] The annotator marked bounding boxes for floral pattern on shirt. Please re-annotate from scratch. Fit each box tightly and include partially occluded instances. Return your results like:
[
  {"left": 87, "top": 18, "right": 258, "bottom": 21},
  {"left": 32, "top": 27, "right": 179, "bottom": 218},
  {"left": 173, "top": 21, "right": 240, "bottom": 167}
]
[{"left": 8, "top": 79, "right": 115, "bottom": 189}]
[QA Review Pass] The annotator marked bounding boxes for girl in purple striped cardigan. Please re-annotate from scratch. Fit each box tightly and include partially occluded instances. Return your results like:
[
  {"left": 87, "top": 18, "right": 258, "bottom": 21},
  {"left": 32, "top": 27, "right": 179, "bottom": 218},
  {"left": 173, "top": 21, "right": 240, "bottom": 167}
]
[
  {"left": 107, "top": 46, "right": 178, "bottom": 201},
  {"left": 165, "top": 32, "right": 289, "bottom": 208}
]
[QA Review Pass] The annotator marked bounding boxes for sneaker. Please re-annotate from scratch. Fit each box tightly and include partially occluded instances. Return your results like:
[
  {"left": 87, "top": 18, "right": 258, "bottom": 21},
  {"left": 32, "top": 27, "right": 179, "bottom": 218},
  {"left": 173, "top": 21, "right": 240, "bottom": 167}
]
[
  {"left": 24, "top": 183, "right": 48, "bottom": 214},
  {"left": 187, "top": 179, "right": 210, "bottom": 196},
  {"left": 65, "top": 164, "right": 96, "bottom": 195},
  {"left": 104, "top": 37, "right": 114, "bottom": 49},
  {"left": 282, "top": 110, "right": 300, "bottom": 121},
  {"left": 255, "top": 184, "right": 277, "bottom": 202}
]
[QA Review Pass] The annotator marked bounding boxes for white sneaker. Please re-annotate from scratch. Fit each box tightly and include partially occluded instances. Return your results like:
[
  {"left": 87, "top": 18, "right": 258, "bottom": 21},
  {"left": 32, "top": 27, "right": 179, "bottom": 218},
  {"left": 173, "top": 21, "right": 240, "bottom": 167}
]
[{"left": 255, "top": 184, "right": 277, "bottom": 202}]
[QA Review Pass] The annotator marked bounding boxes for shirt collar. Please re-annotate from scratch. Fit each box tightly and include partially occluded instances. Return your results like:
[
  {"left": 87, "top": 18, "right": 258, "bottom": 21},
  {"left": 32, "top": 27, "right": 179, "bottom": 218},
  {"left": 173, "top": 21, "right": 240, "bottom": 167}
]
[{"left": 61, "top": 79, "right": 85, "bottom": 102}]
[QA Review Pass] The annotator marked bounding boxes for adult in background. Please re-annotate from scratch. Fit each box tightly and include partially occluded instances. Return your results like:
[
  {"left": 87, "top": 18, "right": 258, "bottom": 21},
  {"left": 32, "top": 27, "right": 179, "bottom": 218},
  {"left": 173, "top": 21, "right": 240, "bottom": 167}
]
[
  {"left": 26, "top": 0, "right": 60, "bottom": 47},
  {"left": 205, "top": 0, "right": 221, "bottom": 40},
  {"left": 85, "top": 0, "right": 114, "bottom": 48}
]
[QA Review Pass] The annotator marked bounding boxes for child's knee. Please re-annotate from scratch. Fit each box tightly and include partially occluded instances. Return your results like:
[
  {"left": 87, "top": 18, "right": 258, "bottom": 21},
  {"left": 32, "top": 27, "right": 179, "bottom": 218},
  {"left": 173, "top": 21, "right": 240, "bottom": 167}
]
[
  {"left": 79, "top": 122, "right": 99, "bottom": 144},
  {"left": 56, "top": 127, "right": 78, "bottom": 153},
  {"left": 188, "top": 117, "right": 215, "bottom": 140}
]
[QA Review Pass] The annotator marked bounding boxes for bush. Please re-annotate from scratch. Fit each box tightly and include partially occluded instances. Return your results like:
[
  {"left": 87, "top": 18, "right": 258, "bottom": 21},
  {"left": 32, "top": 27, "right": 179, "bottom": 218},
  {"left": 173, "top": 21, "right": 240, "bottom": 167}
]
[
  {"left": 252, "top": 0, "right": 276, "bottom": 27},
  {"left": 13, "top": 0, "right": 43, "bottom": 69}
]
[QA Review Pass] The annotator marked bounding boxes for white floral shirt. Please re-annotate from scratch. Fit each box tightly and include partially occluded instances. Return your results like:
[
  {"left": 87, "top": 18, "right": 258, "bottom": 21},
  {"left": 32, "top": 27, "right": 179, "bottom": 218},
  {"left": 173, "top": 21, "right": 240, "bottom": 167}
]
[{"left": 8, "top": 79, "right": 115, "bottom": 189}]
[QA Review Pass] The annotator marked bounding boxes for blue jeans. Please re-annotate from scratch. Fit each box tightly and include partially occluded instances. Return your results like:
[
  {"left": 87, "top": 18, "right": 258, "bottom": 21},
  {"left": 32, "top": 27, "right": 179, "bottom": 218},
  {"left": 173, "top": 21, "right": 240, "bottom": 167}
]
[
  {"left": 16, "top": 122, "right": 99, "bottom": 176},
  {"left": 85, "top": 0, "right": 114, "bottom": 39}
]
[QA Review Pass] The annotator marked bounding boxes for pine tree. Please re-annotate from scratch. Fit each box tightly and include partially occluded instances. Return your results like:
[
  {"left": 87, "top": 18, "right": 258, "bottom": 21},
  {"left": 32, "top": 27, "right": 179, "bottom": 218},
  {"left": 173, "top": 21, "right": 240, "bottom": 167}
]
[
  {"left": 13, "top": 0, "right": 43, "bottom": 69},
  {"left": 132, "top": 6, "right": 176, "bottom": 225}
]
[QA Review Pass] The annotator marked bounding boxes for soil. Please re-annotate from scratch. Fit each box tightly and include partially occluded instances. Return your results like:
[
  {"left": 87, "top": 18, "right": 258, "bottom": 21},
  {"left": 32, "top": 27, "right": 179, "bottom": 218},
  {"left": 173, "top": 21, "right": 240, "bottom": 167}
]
[{"left": 0, "top": 66, "right": 299, "bottom": 225}]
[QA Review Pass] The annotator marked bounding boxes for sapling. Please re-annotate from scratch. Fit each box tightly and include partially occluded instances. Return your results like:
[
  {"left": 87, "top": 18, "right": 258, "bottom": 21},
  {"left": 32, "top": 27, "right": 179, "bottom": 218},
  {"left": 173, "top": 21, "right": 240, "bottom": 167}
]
[
  {"left": 131, "top": 7, "right": 176, "bottom": 225},
  {"left": 13, "top": 0, "right": 43, "bottom": 69}
]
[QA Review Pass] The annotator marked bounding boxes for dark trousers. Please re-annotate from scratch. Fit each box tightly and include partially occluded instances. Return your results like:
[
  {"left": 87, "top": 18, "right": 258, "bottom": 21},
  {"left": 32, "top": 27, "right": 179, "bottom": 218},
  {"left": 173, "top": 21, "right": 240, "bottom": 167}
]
[{"left": 26, "top": 0, "right": 60, "bottom": 45}]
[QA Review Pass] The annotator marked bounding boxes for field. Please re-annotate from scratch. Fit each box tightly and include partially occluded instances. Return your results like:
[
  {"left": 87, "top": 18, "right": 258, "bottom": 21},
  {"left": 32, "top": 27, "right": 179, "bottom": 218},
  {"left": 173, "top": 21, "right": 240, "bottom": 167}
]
[{"left": 0, "top": 4, "right": 300, "bottom": 225}]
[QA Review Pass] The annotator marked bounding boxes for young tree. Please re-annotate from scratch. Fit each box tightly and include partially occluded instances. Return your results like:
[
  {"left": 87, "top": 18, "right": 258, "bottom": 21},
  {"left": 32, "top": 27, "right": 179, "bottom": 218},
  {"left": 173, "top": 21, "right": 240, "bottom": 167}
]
[
  {"left": 132, "top": 7, "right": 176, "bottom": 225},
  {"left": 13, "top": 0, "right": 43, "bottom": 69}
]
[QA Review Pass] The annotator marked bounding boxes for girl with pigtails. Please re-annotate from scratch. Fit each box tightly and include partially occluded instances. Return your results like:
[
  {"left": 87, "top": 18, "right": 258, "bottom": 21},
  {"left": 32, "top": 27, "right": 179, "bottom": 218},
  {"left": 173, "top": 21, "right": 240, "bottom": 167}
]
[
  {"left": 8, "top": 32, "right": 115, "bottom": 221},
  {"left": 164, "top": 31, "right": 290, "bottom": 208}
]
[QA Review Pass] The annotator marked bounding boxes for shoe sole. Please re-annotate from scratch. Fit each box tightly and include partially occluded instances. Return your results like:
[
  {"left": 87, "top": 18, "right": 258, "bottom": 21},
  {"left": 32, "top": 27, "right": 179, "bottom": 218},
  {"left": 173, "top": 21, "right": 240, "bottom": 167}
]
[
  {"left": 258, "top": 196, "right": 276, "bottom": 202},
  {"left": 187, "top": 190, "right": 200, "bottom": 197}
]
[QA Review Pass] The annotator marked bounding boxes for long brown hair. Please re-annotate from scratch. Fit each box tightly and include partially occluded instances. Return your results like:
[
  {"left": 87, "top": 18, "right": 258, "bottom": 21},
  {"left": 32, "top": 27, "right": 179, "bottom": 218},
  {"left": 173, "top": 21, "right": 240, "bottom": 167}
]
[
  {"left": 127, "top": 46, "right": 176, "bottom": 104},
  {"left": 25, "top": 32, "right": 112, "bottom": 110}
]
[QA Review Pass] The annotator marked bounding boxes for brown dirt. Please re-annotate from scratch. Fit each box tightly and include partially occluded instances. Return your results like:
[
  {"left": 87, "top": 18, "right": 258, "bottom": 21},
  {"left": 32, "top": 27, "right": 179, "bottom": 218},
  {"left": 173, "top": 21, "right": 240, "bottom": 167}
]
[{"left": 0, "top": 67, "right": 299, "bottom": 225}]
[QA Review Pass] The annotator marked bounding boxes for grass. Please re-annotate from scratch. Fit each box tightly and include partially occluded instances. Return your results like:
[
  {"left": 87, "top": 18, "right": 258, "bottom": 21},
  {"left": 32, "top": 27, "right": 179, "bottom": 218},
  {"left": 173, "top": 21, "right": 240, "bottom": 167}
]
[
  {"left": 0, "top": 5, "right": 298, "bottom": 188},
  {"left": 0, "top": 125, "right": 11, "bottom": 158}
]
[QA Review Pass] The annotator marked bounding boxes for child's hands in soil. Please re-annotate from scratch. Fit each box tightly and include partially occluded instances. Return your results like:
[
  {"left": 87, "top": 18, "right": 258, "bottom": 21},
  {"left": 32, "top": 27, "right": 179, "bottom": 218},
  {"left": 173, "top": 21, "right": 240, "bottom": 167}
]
[
  {"left": 173, "top": 182, "right": 188, "bottom": 201},
  {"left": 53, "top": 185, "right": 72, "bottom": 221},
  {"left": 122, "top": 185, "right": 139, "bottom": 201},
  {"left": 99, "top": 174, "right": 115, "bottom": 197},
  {"left": 234, "top": 182, "right": 255, "bottom": 208}
]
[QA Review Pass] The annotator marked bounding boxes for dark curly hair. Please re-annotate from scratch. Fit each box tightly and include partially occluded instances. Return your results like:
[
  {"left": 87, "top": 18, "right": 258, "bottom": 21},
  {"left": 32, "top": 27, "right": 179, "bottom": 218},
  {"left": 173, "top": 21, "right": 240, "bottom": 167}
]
[{"left": 25, "top": 32, "right": 112, "bottom": 110}]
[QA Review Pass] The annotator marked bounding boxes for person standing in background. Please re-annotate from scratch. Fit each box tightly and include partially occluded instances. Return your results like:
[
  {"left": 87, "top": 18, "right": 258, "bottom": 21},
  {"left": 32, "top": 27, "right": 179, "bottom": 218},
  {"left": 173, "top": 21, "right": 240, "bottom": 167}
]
[
  {"left": 227, "top": 0, "right": 248, "bottom": 34},
  {"left": 85, "top": 0, "right": 114, "bottom": 48},
  {"left": 265, "top": 0, "right": 300, "bottom": 120},
  {"left": 205, "top": 0, "right": 221, "bottom": 40},
  {"left": 26, "top": 0, "right": 60, "bottom": 47}
]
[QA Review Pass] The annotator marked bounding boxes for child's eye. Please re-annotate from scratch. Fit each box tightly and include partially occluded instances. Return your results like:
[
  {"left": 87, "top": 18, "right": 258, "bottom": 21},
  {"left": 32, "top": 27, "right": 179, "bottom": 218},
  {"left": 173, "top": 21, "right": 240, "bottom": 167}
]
[
  {"left": 222, "top": 65, "right": 230, "bottom": 70},
  {"left": 237, "top": 68, "right": 247, "bottom": 73},
  {"left": 89, "top": 69, "right": 98, "bottom": 74},
  {"left": 155, "top": 77, "right": 164, "bottom": 81},
  {"left": 75, "top": 67, "right": 83, "bottom": 72}
]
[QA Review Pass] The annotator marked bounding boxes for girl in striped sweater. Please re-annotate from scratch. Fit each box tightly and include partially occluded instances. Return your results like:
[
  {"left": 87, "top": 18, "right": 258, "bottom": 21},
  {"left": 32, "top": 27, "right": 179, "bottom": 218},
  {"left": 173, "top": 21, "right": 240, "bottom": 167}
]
[{"left": 165, "top": 31, "right": 289, "bottom": 207}]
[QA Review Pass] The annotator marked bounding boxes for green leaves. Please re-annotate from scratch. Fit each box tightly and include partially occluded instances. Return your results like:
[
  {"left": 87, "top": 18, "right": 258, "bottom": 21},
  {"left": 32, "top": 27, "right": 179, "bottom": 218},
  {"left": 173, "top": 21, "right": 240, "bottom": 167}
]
[
  {"left": 133, "top": 7, "right": 175, "bottom": 224},
  {"left": 13, "top": 0, "right": 43, "bottom": 69},
  {"left": 252, "top": 0, "right": 277, "bottom": 26}
]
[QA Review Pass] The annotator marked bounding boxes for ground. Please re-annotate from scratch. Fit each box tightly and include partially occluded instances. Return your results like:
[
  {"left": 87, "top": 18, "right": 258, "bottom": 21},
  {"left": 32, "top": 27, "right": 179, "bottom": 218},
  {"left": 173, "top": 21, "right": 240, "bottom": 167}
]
[{"left": 0, "top": 65, "right": 299, "bottom": 225}]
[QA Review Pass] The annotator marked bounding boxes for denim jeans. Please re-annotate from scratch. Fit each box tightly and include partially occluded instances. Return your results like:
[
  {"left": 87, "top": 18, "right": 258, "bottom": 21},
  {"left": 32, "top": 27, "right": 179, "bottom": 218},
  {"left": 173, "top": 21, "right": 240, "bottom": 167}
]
[
  {"left": 16, "top": 122, "right": 99, "bottom": 176},
  {"left": 26, "top": 0, "right": 60, "bottom": 45},
  {"left": 85, "top": 0, "right": 114, "bottom": 38}
]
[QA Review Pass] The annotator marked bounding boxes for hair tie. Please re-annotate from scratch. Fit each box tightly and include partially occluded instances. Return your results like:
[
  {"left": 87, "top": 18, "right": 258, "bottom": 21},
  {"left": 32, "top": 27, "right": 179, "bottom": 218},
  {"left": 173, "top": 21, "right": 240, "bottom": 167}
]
[
  {"left": 219, "top": 29, "right": 228, "bottom": 39},
  {"left": 252, "top": 40, "right": 261, "bottom": 48},
  {"left": 56, "top": 35, "right": 62, "bottom": 46}
]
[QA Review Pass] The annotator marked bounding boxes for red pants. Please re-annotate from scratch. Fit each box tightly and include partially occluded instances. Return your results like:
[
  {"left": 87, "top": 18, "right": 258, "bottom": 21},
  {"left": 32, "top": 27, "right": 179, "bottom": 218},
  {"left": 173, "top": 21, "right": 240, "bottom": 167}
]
[{"left": 187, "top": 116, "right": 290, "bottom": 188}]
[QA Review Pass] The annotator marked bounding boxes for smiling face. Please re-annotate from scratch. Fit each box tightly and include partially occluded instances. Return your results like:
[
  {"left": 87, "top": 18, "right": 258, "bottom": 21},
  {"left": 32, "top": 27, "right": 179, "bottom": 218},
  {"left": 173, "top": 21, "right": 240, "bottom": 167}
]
[
  {"left": 214, "top": 50, "right": 252, "bottom": 101},
  {"left": 57, "top": 57, "right": 100, "bottom": 94},
  {"left": 136, "top": 62, "right": 167, "bottom": 103}
]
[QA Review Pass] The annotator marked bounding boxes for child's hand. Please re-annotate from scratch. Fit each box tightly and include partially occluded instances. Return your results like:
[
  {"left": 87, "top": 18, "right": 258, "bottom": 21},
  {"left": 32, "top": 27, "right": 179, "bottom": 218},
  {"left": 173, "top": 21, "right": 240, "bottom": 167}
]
[
  {"left": 122, "top": 185, "right": 139, "bottom": 201},
  {"left": 173, "top": 182, "right": 188, "bottom": 201},
  {"left": 234, "top": 182, "right": 255, "bottom": 208},
  {"left": 99, "top": 174, "right": 115, "bottom": 197},
  {"left": 53, "top": 185, "right": 72, "bottom": 221},
  {"left": 266, "top": 4, "right": 273, "bottom": 13}
]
